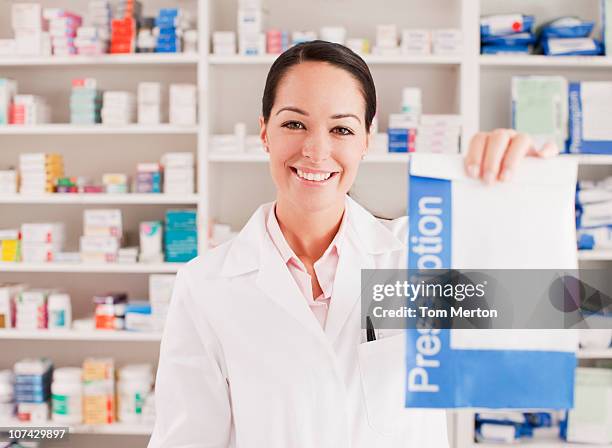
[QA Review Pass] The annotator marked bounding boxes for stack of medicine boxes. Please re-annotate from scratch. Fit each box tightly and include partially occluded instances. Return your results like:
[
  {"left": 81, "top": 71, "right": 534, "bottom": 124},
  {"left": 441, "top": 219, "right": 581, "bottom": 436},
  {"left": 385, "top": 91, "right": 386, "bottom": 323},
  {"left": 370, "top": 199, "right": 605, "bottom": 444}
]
[
  {"left": 237, "top": 0, "right": 265, "bottom": 55},
  {"left": 110, "top": 0, "right": 141, "bottom": 54},
  {"left": 15, "top": 289, "right": 50, "bottom": 330},
  {"left": 82, "top": 358, "right": 115, "bottom": 424},
  {"left": 155, "top": 8, "right": 182, "bottom": 53},
  {"left": 14, "top": 358, "right": 53, "bottom": 423},
  {"left": 80, "top": 209, "right": 123, "bottom": 263},
  {"left": 71, "top": 78, "right": 102, "bottom": 125}
]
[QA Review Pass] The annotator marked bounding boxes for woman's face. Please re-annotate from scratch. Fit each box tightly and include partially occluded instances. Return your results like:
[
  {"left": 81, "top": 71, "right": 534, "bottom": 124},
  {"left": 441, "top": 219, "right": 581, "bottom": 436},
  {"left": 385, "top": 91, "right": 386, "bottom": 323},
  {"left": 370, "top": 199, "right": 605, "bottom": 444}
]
[{"left": 259, "top": 61, "right": 370, "bottom": 213}]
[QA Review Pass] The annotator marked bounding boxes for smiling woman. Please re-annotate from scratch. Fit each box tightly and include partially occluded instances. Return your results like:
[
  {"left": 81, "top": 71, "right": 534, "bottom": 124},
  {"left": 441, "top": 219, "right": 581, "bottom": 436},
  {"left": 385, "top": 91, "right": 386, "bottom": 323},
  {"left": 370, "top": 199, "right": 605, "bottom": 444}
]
[{"left": 149, "top": 41, "right": 556, "bottom": 448}]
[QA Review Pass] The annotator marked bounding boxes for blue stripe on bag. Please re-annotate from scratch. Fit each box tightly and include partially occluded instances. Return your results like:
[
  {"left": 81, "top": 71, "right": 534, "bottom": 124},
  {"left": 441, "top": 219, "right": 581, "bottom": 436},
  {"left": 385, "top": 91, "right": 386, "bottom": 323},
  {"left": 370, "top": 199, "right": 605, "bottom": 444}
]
[
  {"left": 407, "top": 175, "right": 455, "bottom": 407},
  {"left": 408, "top": 175, "right": 452, "bottom": 270}
]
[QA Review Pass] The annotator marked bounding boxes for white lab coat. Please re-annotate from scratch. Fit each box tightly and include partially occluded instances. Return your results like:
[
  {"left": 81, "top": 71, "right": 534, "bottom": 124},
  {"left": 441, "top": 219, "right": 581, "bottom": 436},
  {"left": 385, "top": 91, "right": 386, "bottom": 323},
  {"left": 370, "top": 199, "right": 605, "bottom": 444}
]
[{"left": 149, "top": 196, "right": 449, "bottom": 448}]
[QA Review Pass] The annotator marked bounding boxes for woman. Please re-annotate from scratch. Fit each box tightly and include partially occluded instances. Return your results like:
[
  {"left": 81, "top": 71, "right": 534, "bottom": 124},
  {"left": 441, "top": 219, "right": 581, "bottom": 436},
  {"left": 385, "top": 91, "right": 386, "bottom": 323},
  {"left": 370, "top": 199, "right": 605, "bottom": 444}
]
[{"left": 149, "top": 41, "right": 556, "bottom": 448}]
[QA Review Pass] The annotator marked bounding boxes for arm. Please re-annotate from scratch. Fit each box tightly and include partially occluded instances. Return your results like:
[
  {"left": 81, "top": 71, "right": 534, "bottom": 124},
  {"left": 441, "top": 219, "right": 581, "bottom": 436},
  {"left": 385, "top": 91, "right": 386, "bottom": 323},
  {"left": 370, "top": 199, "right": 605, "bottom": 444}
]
[{"left": 148, "top": 269, "right": 232, "bottom": 448}]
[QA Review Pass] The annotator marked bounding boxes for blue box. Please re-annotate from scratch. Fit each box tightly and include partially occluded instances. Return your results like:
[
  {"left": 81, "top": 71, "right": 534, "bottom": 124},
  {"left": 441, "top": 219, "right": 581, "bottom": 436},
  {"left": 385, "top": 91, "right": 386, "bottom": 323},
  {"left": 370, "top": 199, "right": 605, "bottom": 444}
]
[
  {"left": 165, "top": 209, "right": 197, "bottom": 231},
  {"left": 388, "top": 128, "right": 409, "bottom": 153},
  {"left": 165, "top": 229, "right": 197, "bottom": 262}
]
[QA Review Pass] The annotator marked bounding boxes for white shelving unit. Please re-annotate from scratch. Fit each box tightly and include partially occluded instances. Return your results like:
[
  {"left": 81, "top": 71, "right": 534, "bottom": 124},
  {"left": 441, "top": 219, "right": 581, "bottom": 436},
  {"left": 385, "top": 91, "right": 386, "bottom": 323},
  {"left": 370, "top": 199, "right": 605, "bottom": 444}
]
[
  {"left": 0, "top": 124, "right": 198, "bottom": 135},
  {"left": 0, "top": 3, "right": 202, "bottom": 444},
  {"left": 0, "top": 329, "right": 162, "bottom": 342},
  {"left": 0, "top": 53, "right": 198, "bottom": 67},
  {"left": 480, "top": 54, "right": 612, "bottom": 68},
  {"left": 0, "top": 193, "right": 199, "bottom": 204},
  {"left": 0, "top": 262, "right": 182, "bottom": 273},
  {"left": 1, "top": 0, "right": 610, "bottom": 447},
  {"left": 0, "top": 419, "right": 153, "bottom": 435}
]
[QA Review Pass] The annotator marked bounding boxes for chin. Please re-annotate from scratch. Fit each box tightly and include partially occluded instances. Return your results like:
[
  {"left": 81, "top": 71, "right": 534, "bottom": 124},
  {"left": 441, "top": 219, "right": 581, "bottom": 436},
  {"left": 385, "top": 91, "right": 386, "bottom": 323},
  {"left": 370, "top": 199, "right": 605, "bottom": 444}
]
[{"left": 291, "top": 190, "right": 344, "bottom": 213}]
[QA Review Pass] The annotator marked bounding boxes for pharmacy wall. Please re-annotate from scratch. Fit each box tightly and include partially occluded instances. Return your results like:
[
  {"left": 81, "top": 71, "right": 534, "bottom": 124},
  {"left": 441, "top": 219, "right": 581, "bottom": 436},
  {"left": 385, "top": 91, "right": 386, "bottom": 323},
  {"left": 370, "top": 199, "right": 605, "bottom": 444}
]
[{"left": 0, "top": 0, "right": 610, "bottom": 447}]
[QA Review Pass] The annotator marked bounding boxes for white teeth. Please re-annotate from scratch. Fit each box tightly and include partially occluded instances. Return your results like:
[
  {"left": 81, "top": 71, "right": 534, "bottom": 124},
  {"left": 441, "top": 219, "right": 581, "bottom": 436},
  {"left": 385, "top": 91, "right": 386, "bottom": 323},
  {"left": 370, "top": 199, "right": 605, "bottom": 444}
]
[{"left": 295, "top": 169, "right": 332, "bottom": 182}]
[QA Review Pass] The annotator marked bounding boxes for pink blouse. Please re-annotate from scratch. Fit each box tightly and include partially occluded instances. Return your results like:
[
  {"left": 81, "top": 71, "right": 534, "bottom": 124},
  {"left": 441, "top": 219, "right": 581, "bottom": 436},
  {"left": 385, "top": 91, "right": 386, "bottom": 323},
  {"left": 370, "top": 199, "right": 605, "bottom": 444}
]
[{"left": 265, "top": 204, "right": 347, "bottom": 329}]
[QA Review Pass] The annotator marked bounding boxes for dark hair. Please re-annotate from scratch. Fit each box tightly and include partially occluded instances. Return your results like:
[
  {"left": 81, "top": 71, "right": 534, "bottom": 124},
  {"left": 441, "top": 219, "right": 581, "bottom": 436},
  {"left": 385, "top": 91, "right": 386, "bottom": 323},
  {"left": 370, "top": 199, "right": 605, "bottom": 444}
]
[{"left": 262, "top": 40, "right": 377, "bottom": 132}]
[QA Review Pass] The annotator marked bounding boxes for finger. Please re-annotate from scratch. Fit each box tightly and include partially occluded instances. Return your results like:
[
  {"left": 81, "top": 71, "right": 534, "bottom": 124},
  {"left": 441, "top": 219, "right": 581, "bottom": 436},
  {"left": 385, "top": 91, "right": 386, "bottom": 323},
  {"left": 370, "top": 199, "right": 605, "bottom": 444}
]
[
  {"left": 464, "top": 132, "right": 488, "bottom": 178},
  {"left": 528, "top": 141, "right": 560, "bottom": 158},
  {"left": 499, "top": 133, "right": 532, "bottom": 182},
  {"left": 482, "top": 129, "right": 512, "bottom": 184}
]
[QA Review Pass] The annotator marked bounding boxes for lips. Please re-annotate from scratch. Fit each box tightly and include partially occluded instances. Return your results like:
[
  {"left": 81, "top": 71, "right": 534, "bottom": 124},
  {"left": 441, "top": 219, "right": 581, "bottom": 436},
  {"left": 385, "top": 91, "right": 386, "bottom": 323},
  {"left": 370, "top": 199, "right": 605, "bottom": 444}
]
[{"left": 290, "top": 166, "right": 339, "bottom": 184}]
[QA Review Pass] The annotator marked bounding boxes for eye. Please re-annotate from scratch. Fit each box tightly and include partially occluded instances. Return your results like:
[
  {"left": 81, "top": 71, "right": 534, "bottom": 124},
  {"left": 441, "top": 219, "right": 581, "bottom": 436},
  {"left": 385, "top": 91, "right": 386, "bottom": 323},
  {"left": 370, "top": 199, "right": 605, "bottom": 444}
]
[
  {"left": 282, "top": 121, "right": 306, "bottom": 130},
  {"left": 332, "top": 126, "right": 354, "bottom": 136}
]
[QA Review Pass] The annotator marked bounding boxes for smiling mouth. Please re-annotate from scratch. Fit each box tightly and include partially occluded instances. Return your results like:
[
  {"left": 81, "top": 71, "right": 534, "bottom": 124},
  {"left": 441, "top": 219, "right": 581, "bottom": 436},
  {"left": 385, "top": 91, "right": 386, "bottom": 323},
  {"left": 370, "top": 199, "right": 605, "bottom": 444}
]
[{"left": 290, "top": 167, "right": 340, "bottom": 183}]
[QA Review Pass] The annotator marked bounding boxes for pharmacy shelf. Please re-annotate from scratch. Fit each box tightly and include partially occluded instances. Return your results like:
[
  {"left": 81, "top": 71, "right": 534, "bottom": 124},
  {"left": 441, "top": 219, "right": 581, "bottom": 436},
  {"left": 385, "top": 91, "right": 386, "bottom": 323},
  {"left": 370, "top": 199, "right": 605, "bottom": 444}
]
[
  {"left": 0, "top": 53, "right": 199, "bottom": 67},
  {"left": 0, "top": 329, "right": 162, "bottom": 342},
  {"left": 0, "top": 419, "right": 153, "bottom": 435},
  {"left": 577, "top": 348, "right": 612, "bottom": 359},
  {"left": 0, "top": 124, "right": 198, "bottom": 135},
  {"left": 479, "top": 55, "right": 612, "bottom": 68},
  {"left": 0, "top": 262, "right": 182, "bottom": 273},
  {"left": 474, "top": 442, "right": 611, "bottom": 448},
  {"left": 208, "top": 152, "right": 411, "bottom": 163},
  {"left": 577, "top": 250, "right": 612, "bottom": 261},
  {"left": 209, "top": 54, "right": 463, "bottom": 65},
  {"left": 0, "top": 194, "right": 199, "bottom": 205},
  {"left": 208, "top": 152, "right": 268, "bottom": 162}
]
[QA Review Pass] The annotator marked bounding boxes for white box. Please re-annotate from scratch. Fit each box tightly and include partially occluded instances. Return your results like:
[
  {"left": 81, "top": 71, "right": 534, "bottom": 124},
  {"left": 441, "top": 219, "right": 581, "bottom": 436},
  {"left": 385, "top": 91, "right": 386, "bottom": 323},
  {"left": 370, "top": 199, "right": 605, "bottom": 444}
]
[
  {"left": 432, "top": 29, "right": 462, "bottom": 43},
  {"left": 389, "top": 113, "right": 419, "bottom": 129},
  {"left": 169, "top": 106, "right": 196, "bottom": 126},
  {"left": 149, "top": 274, "right": 175, "bottom": 304},
  {"left": 161, "top": 152, "right": 194, "bottom": 168},
  {"left": 376, "top": 25, "right": 398, "bottom": 48},
  {"left": 17, "top": 403, "right": 49, "bottom": 423},
  {"left": 0, "top": 39, "right": 16, "bottom": 56},
  {"left": 12, "top": 4, "right": 42, "bottom": 30},
  {"left": 420, "top": 114, "right": 462, "bottom": 127},
  {"left": 169, "top": 84, "right": 196, "bottom": 107},
  {"left": 140, "top": 221, "right": 163, "bottom": 257},
  {"left": 138, "top": 82, "right": 161, "bottom": 104},
  {"left": 237, "top": 8, "right": 263, "bottom": 35},
  {"left": 213, "top": 31, "right": 236, "bottom": 44},
  {"left": 84, "top": 209, "right": 122, "bottom": 233},
  {"left": 567, "top": 368, "right": 612, "bottom": 444},
  {"left": 21, "top": 245, "right": 60, "bottom": 263},
  {"left": 137, "top": 106, "right": 161, "bottom": 125},
  {"left": 15, "top": 31, "right": 44, "bottom": 56},
  {"left": 21, "top": 223, "right": 65, "bottom": 243},
  {"left": 80, "top": 235, "right": 120, "bottom": 253},
  {"left": 164, "top": 168, "right": 194, "bottom": 181}
]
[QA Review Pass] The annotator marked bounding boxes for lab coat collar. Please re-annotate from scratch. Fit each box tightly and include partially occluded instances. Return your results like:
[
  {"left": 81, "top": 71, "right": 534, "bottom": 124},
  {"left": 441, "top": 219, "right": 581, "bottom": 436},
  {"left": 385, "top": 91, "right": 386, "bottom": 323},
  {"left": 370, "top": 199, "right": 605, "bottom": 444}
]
[
  {"left": 344, "top": 195, "right": 404, "bottom": 255},
  {"left": 221, "top": 196, "right": 403, "bottom": 278}
]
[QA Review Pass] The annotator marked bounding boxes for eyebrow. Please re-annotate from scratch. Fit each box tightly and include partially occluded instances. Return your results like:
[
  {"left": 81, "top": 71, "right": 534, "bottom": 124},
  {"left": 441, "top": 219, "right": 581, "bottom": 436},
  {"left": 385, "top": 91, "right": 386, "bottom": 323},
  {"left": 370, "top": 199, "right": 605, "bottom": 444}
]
[{"left": 276, "top": 107, "right": 362, "bottom": 124}]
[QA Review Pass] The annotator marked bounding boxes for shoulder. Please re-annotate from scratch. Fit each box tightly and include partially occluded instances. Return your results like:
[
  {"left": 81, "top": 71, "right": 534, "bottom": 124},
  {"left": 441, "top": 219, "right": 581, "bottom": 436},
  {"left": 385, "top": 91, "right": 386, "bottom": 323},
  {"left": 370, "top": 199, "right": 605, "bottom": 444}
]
[{"left": 179, "top": 237, "right": 236, "bottom": 281}]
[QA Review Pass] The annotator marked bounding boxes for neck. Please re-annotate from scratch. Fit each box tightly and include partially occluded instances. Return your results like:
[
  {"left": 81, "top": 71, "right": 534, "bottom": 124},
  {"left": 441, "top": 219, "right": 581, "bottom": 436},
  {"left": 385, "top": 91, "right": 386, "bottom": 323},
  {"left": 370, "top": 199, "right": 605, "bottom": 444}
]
[{"left": 275, "top": 196, "right": 345, "bottom": 262}]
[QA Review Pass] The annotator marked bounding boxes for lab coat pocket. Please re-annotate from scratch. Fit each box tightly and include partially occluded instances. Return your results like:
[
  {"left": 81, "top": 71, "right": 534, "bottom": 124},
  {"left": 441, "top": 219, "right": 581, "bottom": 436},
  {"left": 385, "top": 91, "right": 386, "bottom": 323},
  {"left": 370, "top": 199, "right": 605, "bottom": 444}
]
[{"left": 357, "top": 332, "right": 406, "bottom": 435}]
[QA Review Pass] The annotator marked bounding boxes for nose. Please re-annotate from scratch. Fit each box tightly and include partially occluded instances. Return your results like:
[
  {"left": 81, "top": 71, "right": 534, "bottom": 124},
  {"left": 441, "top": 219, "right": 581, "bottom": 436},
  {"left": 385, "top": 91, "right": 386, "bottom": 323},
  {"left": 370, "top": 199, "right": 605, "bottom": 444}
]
[{"left": 301, "top": 128, "right": 332, "bottom": 164}]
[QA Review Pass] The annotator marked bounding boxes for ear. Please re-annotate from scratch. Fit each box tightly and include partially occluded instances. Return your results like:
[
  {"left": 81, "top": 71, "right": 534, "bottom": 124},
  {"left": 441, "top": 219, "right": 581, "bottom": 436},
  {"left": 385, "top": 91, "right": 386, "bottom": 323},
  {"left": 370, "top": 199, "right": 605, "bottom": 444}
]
[
  {"left": 259, "top": 116, "right": 269, "bottom": 153},
  {"left": 362, "top": 128, "right": 371, "bottom": 159}
]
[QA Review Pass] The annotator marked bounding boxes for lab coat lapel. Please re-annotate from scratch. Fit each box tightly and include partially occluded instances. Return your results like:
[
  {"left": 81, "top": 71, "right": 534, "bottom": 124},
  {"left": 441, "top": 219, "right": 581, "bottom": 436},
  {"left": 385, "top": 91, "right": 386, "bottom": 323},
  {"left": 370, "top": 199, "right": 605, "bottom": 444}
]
[
  {"left": 324, "top": 230, "right": 374, "bottom": 344},
  {"left": 325, "top": 197, "right": 406, "bottom": 344},
  {"left": 255, "top": 235, "right": 329, "bottom": 344},
  {"left": 223, "top": 203, "right": 330, "bottom": 345}
]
